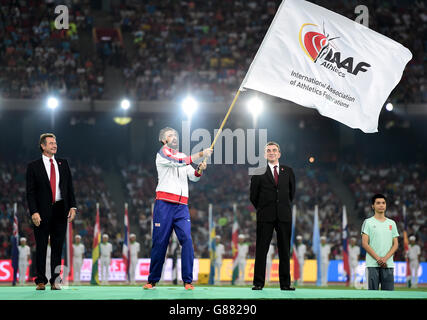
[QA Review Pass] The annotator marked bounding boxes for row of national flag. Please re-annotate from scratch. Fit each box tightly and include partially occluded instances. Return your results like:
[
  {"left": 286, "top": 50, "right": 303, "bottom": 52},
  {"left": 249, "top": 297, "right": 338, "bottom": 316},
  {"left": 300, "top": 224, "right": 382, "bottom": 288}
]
[
  {"left": 208, "top": 202, "right": 239, "bottom": 285},
  {"left": 9, "top": 202, "right": 133, "bottom": 285},
  {"left": 293, "top": 204, "right": 351, "bottom": 286},
  {"left": 209, "top": 202, "right": 360, "bottom": 286},
  {"left": 91, "top": 202, "right": 131, "bottom": 285},
  {"left": 7, "top": 200, "right": 414, "bottom": 286}
]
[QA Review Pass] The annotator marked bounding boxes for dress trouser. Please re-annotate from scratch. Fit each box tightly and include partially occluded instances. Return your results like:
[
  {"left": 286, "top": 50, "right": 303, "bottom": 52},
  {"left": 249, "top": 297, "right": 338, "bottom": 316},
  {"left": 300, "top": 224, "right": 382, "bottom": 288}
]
[
  {"left": 100, "top": 257, "right": 110, "bottom": 282},
  {"left": 130, "top": 260, "right": 138, "bottom": 283},
  {"left": 73, "top": 258, "right": 82, "bottom": 283},
  {"left": 410, "top": 260, "right": 419, "bottom": 286},
  {"left": 33, "top": 200, "right": 67, "bottom": 285},
  {"left": 215, "top": 260, "right": 222, "bottom": 283},
  {"left": 253, "top": 220, "right": 291, "bottom": 288},
  {"left": 19, "top": 262, "right": 28, "bottom": 284}
]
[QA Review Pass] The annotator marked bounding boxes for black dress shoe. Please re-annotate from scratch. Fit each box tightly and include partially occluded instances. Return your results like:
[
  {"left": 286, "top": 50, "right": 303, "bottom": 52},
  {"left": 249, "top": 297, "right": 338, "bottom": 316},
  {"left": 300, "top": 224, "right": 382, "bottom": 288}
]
[
  {"left": 280, "top": 286, "right": 295, "bottom": 291},
  {"left": 252, "top": 285, "right": 263, "bottom": 290}
]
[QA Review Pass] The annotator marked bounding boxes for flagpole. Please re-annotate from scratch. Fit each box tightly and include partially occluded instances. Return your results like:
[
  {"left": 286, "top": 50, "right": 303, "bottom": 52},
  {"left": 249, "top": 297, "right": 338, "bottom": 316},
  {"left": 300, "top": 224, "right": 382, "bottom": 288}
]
[
  {"left": 197, "top": 90, "right": 241, "bottom": 174},
  {"left": 124, "top": 202, "right": 130, "bottom": 283},
  {"left": 91, "top": 202, "right": 101, "bottom": 285},
  {"left": 313, "top": 204, "right": 321, "bottom": 286},
  {"left": 208, "top": 203, "right": 212, "bottom": 257},
  {"left": 403, "top": 204, "right": 411, "bottom": 288},
  {"left": 208, "top": 203, "right": 215, "bottom": 285},
  {"left": 12, "top": 203, "right": 18, "bottom": 286},
  {"left": 342, "top": 205, "right": 350, "bottom": 287},
  {"left": 231, "top": 203, "right": 238, "bottom": 285}
]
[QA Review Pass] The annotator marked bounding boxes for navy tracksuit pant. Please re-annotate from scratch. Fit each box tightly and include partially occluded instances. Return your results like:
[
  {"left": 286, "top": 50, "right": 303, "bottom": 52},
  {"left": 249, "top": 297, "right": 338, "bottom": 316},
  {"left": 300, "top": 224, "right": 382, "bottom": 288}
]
[{"left": 148, "top": 200, "right": 194, "bottom": 284}]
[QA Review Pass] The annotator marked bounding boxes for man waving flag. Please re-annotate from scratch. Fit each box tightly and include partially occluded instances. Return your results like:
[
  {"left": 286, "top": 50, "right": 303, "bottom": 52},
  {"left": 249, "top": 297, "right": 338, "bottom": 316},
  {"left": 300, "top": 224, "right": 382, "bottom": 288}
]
[{"left": 240, "top": 0, "right": 412, "bottom": 133}]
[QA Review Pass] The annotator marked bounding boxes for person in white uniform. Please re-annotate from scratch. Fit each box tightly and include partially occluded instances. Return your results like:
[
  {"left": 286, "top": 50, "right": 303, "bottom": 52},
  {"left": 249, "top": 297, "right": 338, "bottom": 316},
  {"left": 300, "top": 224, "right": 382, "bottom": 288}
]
[
  {"left": 73, "top": 235, "right": 85, "bottom": 284},
  {"left": 320, "top": 236, "right": 331, "bottom": 287},
  {"left": 296, "top": 235, "right": 306, "bottom": 285},
  {"left": 237, "top": 234, "right": 249, "bottom": 285},
  {"left": 266, "top": 241, "right": 276, "bottom": 285},
  {"left": 408, "top": 235, "right": 421, "bottom": 288},
  {"left": 18, "top": 237, "right": 31, "bottom": 285},
  {"left": 100, "top": 234, "right": 113, "bottom": 284},
  {"left": 349, "top": 237, "right": 360, "bottom": 286},
  {"left": 215, "top": 235, "right": 225, "bottom": 285},
  {"left": 129, "top": 233, "right": 140, "bottom": 284}
]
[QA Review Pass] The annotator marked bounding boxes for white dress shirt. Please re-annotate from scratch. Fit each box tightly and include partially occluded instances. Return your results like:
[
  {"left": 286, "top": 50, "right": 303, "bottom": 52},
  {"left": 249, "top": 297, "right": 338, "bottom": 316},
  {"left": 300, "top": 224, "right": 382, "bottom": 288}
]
[
  {"left": 130, "top": 242, "right": 140, "bottom": 260},
  {"left": 237, "top": 243, "right": 249, "bottom": 260},
  {"left": 408, "top": 244, "right": 421, "bottom": 262},
  {"left": 73, "top": 243, "right": 85, "bottom": 260},
  {"left": 215, "top": 243, "right": 225, "bottom": 263},
  {"left": 320, "top": 244, "right": 331, "bottom": 262},
  {"left": 297, "top": 243, "right": 306, "bottom": 261},
  {"left": 100, "top": 242, "right": 113, "bottom": 258},
  {"left": 268, "top": 162, "right": 280, "bottom": 178},
  {"left": 42, "top": 154, "right": 62, "bottom": 202},
  {"left": 18, "top": 245, "right": 30, "bottom": 262},
  {"left": 349, "top": 245, "right": 360, "bottom": 264}
]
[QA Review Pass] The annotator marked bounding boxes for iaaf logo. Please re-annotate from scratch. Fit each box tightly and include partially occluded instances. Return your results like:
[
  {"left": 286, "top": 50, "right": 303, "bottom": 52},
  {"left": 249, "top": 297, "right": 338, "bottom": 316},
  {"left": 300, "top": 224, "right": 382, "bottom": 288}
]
[{"left": 298, "top": 23, "right": 371, "bottom": 77}]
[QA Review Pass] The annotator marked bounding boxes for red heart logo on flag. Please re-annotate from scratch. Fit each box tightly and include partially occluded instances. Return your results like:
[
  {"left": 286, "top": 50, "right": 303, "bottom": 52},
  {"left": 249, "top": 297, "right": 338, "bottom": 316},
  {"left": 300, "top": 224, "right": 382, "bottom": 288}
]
[{"left": 304, "top": 31, "right": 328, "bottom": 61}]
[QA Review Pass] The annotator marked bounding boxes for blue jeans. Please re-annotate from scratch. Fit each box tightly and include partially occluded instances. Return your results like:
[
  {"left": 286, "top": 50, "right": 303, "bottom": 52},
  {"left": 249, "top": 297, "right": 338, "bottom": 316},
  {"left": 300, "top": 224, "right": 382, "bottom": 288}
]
[{"left": 148, "top": 200, "right": 194, "bottom": 284}]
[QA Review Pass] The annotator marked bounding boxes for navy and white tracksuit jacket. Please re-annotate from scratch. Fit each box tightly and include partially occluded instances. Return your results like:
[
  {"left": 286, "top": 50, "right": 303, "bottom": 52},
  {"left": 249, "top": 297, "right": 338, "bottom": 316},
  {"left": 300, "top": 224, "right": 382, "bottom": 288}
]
[{"left": 148, "top": 145, "right": 202, "bottom": 284}]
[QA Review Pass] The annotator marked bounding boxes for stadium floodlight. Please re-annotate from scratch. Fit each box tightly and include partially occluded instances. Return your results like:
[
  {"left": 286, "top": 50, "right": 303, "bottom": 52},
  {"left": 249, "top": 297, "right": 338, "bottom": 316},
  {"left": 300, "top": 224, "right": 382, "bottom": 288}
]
[
  {"left": 385, "top": 102, "right": 393, "bottom": 112},
  {"left": 47, "top": 97, "right": 59, "bottom": 110},
  {"left": 182, "top": 96, "right": 198, "bottom": 119},
  {"left": 121, "top": 99, "right": 131, "bottom": 110},
  {"left": 247, "top": 97, "right": 263, "bottom": 119}
]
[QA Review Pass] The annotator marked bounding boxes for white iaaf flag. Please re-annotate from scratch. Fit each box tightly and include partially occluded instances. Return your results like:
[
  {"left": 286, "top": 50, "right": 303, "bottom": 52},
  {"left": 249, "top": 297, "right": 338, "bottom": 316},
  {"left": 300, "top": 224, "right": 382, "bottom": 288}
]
[{"left": 239, "top": 0, "right": 412, "bottom": 133}]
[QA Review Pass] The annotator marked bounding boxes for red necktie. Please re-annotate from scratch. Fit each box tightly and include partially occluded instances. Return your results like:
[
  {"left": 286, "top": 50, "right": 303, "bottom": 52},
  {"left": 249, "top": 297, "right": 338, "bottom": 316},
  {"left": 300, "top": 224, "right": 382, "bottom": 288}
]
[
  {"left": 50, "top": 159, "right": 56, "bottom": 204},
  {"left": 274, "top": 165, "right": 279, "bottom": 186}
]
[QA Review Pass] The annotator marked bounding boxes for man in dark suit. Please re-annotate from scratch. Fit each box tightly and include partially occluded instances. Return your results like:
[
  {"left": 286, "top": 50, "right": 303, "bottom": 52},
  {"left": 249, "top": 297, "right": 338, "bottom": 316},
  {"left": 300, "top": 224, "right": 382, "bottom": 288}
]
[
  {"left": 26, "top": 133, "right": 77, "bottom": 290},
  {"left": 250, "top": 141, "right": 296, "bottom": 290}
]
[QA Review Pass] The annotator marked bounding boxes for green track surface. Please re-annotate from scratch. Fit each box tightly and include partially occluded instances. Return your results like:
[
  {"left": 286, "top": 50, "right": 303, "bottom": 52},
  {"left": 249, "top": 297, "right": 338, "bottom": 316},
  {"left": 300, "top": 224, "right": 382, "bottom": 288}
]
[{"left": 0, "top": 285, "right": 426, "bottom": 300}]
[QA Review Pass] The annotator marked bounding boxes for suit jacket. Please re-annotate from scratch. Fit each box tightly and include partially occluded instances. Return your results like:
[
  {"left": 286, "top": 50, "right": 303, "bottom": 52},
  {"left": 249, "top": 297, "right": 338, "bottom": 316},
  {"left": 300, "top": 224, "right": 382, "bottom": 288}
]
[
  {"left": 26, "top": 157, "right": 76, "bottom": 220},
  {"left": 250, "top": 164, "right": 295, "bottom": 222}
]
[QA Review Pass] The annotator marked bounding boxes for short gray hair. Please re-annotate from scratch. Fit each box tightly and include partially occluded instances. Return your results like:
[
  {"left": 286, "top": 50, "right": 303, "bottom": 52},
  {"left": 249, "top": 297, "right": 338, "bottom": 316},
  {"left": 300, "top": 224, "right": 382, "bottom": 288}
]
[
  {"left": 264, "top": 141, "right": 280, "bottom": 153},
  {"left": 39, "top": 133, "right": 56, "bottom": 152},
  {"left": 159, "top": 127, "right": 178, "bottom": 144}
]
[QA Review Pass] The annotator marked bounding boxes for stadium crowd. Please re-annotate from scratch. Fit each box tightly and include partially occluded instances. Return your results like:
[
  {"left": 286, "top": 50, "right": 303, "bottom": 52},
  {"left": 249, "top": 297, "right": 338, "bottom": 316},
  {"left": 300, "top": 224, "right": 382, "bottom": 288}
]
[
  {"left": 113, "top": 0, "right": 425, "bottom": 103},
  {"left": 0, "top": 0, "right": 104, "bottom": 100},
  {"left": 1, "top": 1, "right": 424, "bottom": 103}
]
